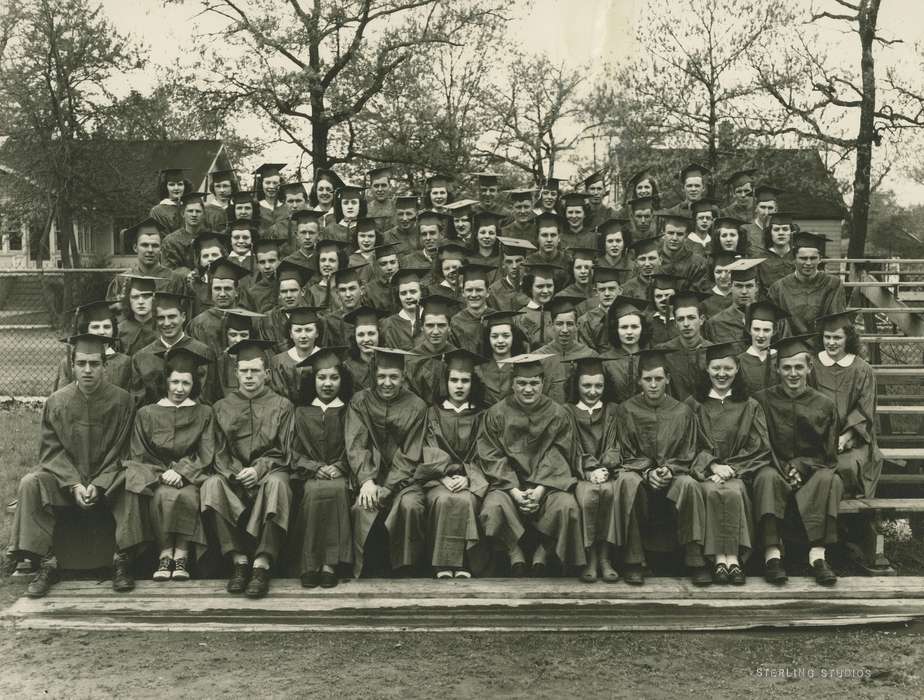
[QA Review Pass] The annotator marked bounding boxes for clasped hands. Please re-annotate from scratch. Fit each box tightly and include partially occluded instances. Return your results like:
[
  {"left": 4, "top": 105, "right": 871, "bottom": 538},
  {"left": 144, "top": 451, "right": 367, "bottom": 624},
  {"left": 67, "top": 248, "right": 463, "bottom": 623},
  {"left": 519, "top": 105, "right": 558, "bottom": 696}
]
[
  {"left": 71, "top": 483, "right": 98, "bottom": 510},
  {"left": 708, "top": 463, "right": 735, "bottom": 484},
  {"left": 510, "top": 485, "right": 545, "bottom": 514},
  {"left": 646, "top": 466, "right": 673, "bottom": 490},
  {"left": 358, "top": 479, "right": 391, "bottom": 512}
]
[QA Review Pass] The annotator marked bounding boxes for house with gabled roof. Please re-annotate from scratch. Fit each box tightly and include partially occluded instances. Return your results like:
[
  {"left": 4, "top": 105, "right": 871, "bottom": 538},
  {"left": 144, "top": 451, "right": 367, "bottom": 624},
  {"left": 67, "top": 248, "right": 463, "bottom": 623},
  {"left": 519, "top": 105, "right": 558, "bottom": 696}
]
[{"left": 0, "top": 139, "right": 233, "bottom": 269}]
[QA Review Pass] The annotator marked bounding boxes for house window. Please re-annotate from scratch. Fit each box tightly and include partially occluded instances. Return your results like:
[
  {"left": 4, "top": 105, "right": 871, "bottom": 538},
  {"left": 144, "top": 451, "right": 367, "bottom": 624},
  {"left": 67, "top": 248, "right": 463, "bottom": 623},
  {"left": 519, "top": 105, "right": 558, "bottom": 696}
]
[
  {"left": 76, "top": 220, "right": 93, "bottom": 253},
  {"left": 112, "top": 217, "right": 135, "bottom": 255},
  {"left": 1, "top": 215, "right": 23, "bottom": 252}
]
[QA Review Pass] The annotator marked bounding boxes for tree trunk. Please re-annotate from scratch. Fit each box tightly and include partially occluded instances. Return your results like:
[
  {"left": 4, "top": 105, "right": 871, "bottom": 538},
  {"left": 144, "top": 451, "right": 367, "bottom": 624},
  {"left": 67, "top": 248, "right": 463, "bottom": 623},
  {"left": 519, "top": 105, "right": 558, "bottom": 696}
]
[
  {"left": 310, "top": 89, "right": 328, "bottom": 174},
  {"left": 847, "top": 0, "right": 880, "bottom": 260}
]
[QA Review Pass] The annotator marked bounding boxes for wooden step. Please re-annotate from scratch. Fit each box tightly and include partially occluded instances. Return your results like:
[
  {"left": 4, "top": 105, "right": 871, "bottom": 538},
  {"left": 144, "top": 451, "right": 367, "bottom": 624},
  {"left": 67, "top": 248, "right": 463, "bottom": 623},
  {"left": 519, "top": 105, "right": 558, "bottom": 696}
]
[
  {"left": 882, "top": 448, "right": 924, "bottom": 461},
  {"left": 876, "top": 406, "right": 924, "bottom": 415},
  {"left": 839, "top": 498, "right": 924, "bottom": 514},
  {"left": 878, "top": 474, "right": 924, "bottom": 485},
  {"left": 5, "top": 578, "right": 924, "bottom": 632}
]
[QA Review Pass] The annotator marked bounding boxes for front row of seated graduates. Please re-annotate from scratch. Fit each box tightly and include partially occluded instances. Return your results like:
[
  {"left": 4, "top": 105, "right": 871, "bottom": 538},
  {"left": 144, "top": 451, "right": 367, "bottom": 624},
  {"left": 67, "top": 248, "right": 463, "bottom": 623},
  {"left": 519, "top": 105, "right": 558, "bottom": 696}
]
[{"left": 5, "top": 298, "right": 878, "bottom": 597}]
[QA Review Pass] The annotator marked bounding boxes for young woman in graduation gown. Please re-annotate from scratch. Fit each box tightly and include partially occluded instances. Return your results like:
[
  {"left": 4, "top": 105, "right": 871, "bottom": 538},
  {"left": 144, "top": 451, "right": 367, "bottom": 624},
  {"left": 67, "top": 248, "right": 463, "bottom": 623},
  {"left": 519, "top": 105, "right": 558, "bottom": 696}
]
[
  {"left": 600, "top": 298, "right": 651, "bottom": 403},
  {"left": 414, "top": 349, "right": 489, "bottom": 579},
  {"left": 290, "top": 348, "right": 354, "bottom": 588},
  {"left": 122, "top": 346, "right": 214, "bottom": 580},
  {"left": 687, "top": 342, "right": 773, "bottom": 585},
  {"left": 269, "top": 307, "right": 322, "bottom": 403},
  {"left": 475, "top": 310, "right": 527, "bottom": 406}
]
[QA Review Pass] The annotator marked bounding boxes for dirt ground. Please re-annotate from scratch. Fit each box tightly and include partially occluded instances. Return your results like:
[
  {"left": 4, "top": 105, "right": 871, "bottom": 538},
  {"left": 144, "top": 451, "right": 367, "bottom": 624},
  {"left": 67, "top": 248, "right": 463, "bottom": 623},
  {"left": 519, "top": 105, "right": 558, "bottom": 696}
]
[{"left": 2, "top": 407, "right": 924, "bottom": 698}]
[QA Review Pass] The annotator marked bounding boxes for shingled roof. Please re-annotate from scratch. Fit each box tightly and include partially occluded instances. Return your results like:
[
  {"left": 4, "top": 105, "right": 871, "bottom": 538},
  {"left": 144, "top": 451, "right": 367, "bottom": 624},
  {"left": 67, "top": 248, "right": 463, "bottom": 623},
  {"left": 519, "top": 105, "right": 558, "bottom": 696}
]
[{"left": 616, "top": 147, "right": 847, "bottom": 220}]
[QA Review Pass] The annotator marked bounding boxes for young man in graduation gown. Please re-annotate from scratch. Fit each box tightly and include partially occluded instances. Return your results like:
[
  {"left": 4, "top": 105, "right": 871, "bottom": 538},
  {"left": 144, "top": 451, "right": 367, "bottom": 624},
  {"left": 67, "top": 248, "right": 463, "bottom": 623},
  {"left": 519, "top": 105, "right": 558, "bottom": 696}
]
[
  {"left": 7, "top": 335, "right": 141, "bottom": 597},
  {"left": 201, "top": 339, "right": 295, "bottom": 598},
  {"left": 53, "top": 300, "right": 132, "bottom": 391},
  {"left": 613, "top": 348, "right": 710, "bottom": 586},
  {"left": 655, "top": 291, "right": 710, "bottom": 401},
  {"left": 577, "top": 265, "right": 626, "bottom": 353},
  {"left": 619, "top": 236, "right": 663, "bottom": 300},
  {"left": 646, "top": 273, "right": 680, "bottom": 346},
  {"left": 583, "top": 170, "right": 620, "bottom": 229},
  {"left": 450, "top": 263, "right": 497, "bottom": 355},
  {"left": 186, "top": 258, "right": 250, "bottom": 358},
  {"left": 664, "top": 163, "right": 709, "bottom": 216},
  {"left": 258, "top": 259, "right": 313, "bottom": 353},
  {"left": 366, "top": 166, "right": 397, "bottom": 231},
  {"left": 161, "top": 191, "right": 207, "bottom": 274},
  {"left": 702, "top": 258, "right": 762, "bottom": 342},
  {"left": 534, "top": 295, "right": 594, "bottom": 404},
  {"left": 720, "top": 168, "right": 757, "bottom": 221},
  {"left": 477, "top": 354, "right": 586, "bottom": 575},
  {"left": 753, "top": 335, "right": 842, "bottom": 586},
  {"left": 700, "top": 252, "right": 737, "bottom": 319},
  {"left": 406, "top": 295, "right": 460, "bottom": 403},
  {"left": 383, "top": 194, "right": 421, "bottom": 248},
  {"left": 117, "top": 274, "right": 161, "bottom": 356},
  {"left": 105, "top": 219, "right": 184, "bottom": 302},
  {"left": 130, "top": 292, "right": 218, "bottom": 407},
  {"left": 345, "top": 347, "right": 429, "bottom": 576},
  {"left": 742, "top": 185, "right": 782, "bottom": 254},
  {"left": 768, "top": 231, "right": 846, "bottom": 336},
  {"left": 756, "top": 210, "right": 796, "bottom": 290},
  {"left": 525, "top": 212, "right": 571, "bottom": 282},
  {"left": 500, "top": 189, "right": 538, "bottom": 245},
  {"left": 487, "top": 237, "right": 534, "bottom": 312},
  {"left": 656, "top": 210, "right": 710, "bottom": 293},
  {"left": 322, "top": 263, "right": 367, "bottom": 348},
  {"left": 736, "top": 300, "right": 784, "bottom": 394},
  {"left": 239, "top": 237, "right": 283, "bottom": 313},
  {"left": 362, "top": 243, "right": 402, "bottom": 314},
  {"left": 398, "top": 210, "right": 443, "bottom": 272}
]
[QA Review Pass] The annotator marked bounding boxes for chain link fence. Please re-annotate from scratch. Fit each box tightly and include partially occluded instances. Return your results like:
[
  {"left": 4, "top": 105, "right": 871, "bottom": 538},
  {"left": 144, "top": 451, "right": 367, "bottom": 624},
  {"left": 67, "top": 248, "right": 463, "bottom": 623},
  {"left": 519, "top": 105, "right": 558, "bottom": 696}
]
[{"left": 0, "top": 269, "right": 124, "bottom": 396}]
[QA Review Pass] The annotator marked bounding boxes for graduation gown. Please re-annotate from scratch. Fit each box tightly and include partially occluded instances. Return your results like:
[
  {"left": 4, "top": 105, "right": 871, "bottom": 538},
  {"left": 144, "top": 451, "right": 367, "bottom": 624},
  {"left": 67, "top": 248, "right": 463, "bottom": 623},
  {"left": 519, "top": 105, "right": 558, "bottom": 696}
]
[
  {"left": 161, "top": 228, "right": 198, "bottom": 273},
  {"left": 9, "top": 382, "right": 142, "bottom": 557},
  {"left": 475, "top": 359, "right": 514, "bottom": 407},
  {"left": 620, "top": 275, "right": 652, "bottom": 301},
  {"left": 655, "top": 335, "right": 707, "bottom": 402},
  {"left": 736, "top": 348, "right": 779, "bottom": 394},
  {"left": 122, "top": 401, "right": 214, "bottom": 551},
  {"left": 118, "top": 318, "right": 158, "bottom": 356},
  {"left": 614, "top": 394, "right": 705, "bottom": 559},
  {"left": 577, "top": 304, "right": 610, "bottom": 353},
  {"left": 486, "top": 276, "right": 530, "bottom": 313},
  {"left": 647, "top": 311, "right": 678, "bottom": 346},
  {"left": 405, "top": 339, "right": 453, "bottom": 404},
  {"left": 688, "top": 396, "right": 772, "bottom": 557},
  {"left": 756, "top": 247, "right": 795, "bottom": 291},
  {"left": 477, "top": 395, "right": 585, "bottom": 566},
  {"left": 344, "top": 386, "right": 429, "bottom": 576},
  {"left": 53, "top": 350, "right": 132, "bottom": 393},
  {"left": 659, "top": 242, "right": 710, "bottom": 292},
  {"left": 768, "top": 272, "right": 846, "bottom": 336},
  {"left": 813, "top": 353, "right": 882, "bottom": 498},
  {"left": 290, "top": 401, "right": 353, "bottom": 573},
  {"left": 602, "top": 350, "right": 640, "bottom": 404},
  {"left": 130, "top": 336, "right": 218, "bottom": 408},
  {"left": 753, "top": 385, "right": 842, "bottom": 544},
  {"left": 344, "top": 356, "right": 374, "bottom": 392},
  {"left": 414, "top": 404, "right": 489, "bottom": 568},
  {"left": 380, "top": 311, "right": 419, "bottom": 351},
  {"left": 105, "top": 262, "right": 183, "bottom": 303},
  {"left": 363, "top": 275, "right": 396, "bottom": 314},
  {"left": 203, "top": 198, "right": 229, "bottom": 234},
  {"left": 269, "top": 347, "right": 316, "bottom": 404},
  {"left": 150, "top": 200, "right": 182, "bottom": 233},
  {"left": 450, "top": 307, "right": 493, "bottom": 355},
  {"left": 187, "top": 307, "right": 231, "bottom": 359},
  {"left": 201, "top": 387, "right": 295, "bottom": 559},
  {"left": 500, "top": 219, "right": 538, "bottom": 246},
  {"left": 702, "top": 302, "right": 746, "bottom": 343},
  {"left": 566, "top": 403, "right": 622, "bottom": 548},
  {"left": 515, "top": 302, "right": 554, "bottom": 349},
  {"left": 239, "top": 271, "right": 277, "bottom": 313},
  {"left": 701, "top": 289, "right": 734, "bottom": 320},
  {"left": 535, "top": 338, "right": 592, "bottom": 404}
]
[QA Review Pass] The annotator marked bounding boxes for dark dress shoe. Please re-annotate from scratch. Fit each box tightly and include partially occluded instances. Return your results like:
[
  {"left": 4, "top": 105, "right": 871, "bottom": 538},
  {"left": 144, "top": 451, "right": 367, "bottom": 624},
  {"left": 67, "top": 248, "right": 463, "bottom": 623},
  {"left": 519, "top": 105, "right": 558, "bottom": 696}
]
[
  {"left": 319, "top": 571, "right": 338, "bottom": 588},
  {"left": 728, "top": 563, "right": 746, "bottom": 586},
  {"left": 812, "top": 559, "right": 837, "bottom": 586},
  {"left": 300, "top": 571, "right": 321, "bottom": 588},
  {"left": 227, "top": 562, "right": 250, "bottom": 594},
  {"left": 112, "top": 555, "right": 135, "bottom": 592},
  {"left": 245, "top": 567, "right": 270, "bottom": 598},
  {"left": 764, "top": 557, "right": 788, "bottom": 584},
  {"left": 623, "top": 564, "right": 645, "bottom": 586},
  {"left": 689, "top": 566, "right": 713, "bottom": 587},
  {"left": 712, "top": 563, "right": 729, "bottom": 585},
  {"left": 510, "top": 561, "right": 529, "bottom": 578},
  {"left": 530, "top": 561, "right": 547, "bottom": 578},
  {"left": 26, "top": 560, "right": 58, "bottom": 598}
]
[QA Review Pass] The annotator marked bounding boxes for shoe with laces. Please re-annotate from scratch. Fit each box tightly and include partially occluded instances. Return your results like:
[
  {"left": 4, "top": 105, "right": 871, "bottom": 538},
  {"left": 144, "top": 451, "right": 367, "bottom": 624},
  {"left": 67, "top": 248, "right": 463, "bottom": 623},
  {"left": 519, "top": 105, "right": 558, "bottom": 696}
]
[
  {"left": 26, "top": 557, "right": 58, "bottom": 598},
  {"left": 171, "top": 558, "right": 190, "bottom": 581},
  {"left": 153, "top": 557, "right": 172, "bottom": 581}
]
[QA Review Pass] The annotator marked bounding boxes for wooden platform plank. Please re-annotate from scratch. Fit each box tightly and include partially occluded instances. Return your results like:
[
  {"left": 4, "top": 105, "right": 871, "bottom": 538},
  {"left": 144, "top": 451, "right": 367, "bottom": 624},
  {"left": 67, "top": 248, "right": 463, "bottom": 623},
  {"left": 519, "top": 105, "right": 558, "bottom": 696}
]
[
  {"left": 876, "top": 405, "right": 924, "bottom": 415},
  {"left": 840, "top": 498, "right": 924, "bottom": 514},
  {"left": 882, "top": 448, "right": 924, "bottom": 460}
]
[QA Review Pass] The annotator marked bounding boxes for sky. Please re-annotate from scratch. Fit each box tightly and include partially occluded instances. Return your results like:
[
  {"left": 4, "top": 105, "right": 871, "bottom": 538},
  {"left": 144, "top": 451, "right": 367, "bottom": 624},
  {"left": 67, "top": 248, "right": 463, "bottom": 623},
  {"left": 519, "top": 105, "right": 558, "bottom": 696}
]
[{"left": 99, "top": 0, "right": 924, "bottom": 204}]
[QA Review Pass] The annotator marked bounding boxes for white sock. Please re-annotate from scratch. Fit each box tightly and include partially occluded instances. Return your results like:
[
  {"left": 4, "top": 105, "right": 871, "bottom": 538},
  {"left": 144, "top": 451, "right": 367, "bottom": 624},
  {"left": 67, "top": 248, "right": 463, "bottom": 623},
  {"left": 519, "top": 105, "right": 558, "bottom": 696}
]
[
  {"left": 809, "top": 546, "right": 826, "bottom": 564},
  {"left": 764, "top": 546, "right": 781, "bottom": 563},
  {"left": 714, "top": 554, "right": 728, "bottom": 565},
  {"left": 727, "top": 554, "right": 739, "bottom": 566}
]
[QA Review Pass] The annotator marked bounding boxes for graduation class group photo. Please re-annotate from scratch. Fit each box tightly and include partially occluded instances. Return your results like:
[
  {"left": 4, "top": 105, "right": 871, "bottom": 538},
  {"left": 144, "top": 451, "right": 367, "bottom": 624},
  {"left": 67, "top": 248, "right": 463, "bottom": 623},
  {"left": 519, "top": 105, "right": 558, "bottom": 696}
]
[{"left": 5, "top": 159, "right": 879, "bottom": 600}]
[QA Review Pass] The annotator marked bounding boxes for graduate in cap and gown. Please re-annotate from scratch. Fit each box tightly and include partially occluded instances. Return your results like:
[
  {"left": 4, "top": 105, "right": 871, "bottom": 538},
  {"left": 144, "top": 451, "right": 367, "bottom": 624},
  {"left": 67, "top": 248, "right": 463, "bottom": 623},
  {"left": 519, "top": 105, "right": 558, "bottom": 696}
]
[
  {"left": 184, "top": 231, "right": 230, "bottom": 318},
  {"left": 406, "top": 294, "right": 460, "bottom": 403},
  {"left": 123, "top": 345, "right": 214, "bottom": 582},
  {"left": 450, "top": 262, "right": 498, "bottom": 355},
  {"left": 150, "top": 167, "right": 191, "bottom": 233},
  {"left": 583, "top": 170, "right": 620, "bottom": 229},
  {"left": 345, "top": 347, "right": 429, "bottom": 576},
  {"left": 468, "top": 210, "right": 504, "bottom": 270},
  {"left": 477, "top": 353, "right": 585, "bottom": 575},
  {"left": 253, "top": 163, "right": 287, "bottom": 234},
  {"left": 486, "top": 236, "right": 534, "bottom": 312},
  {"left": 688, "top": 198, "right": 718, "bottom": 251},
  {"left": 720, "top": 168, "right": 757, "bottom": 221},
  {"left": 186, "top": 258, "right": 250, "bottom": 358},
  {"left": 304, "top": 238, "right": 347, "bottom": 314},
  {"left": 665, "top": 163, "right": 710, "bottom": 215},
  {"left": 736, "top": 300, "right": 784, "bottom": 394},
  {"left": 576, "top": 264, "right": 628, "bottom": 353},
  {"left": 688, "top": 341, "right": 773, "bottom": 585},
  {"left": 656, "top": 209, "right": 711, "bottom": 293},
  {"left": 560, "top": 192, "right": 597, "bottom": 250},
  {"left": 290, "top": 347, "right": 354, "bottom": 588},
  {"left": 215, "top": 308, "right": 263, "bottom": 397},
  {"left": 323, "top": 263, "right": 369, "bottom": 348},
  {"left": 117, "top": 273, "right": 163, "bottom": 356},
  {"left": 201, "top": 339, "right": 295, "bottom": 598},
  {"left": 348, "top": 216, "right": 381, "bottom": 275},
  {"left": 534, "top": 295, "right": 593, "bottom": 404},
  {"left": 768, "top": 231, "right": 846, "bottom": 336},
  {"left": 366, "top": 166, "right": 397, "bottom": 231},
  {"left": 564, "top": 352, "right": 623, "bottom": 584},
  {"left": 646, "top": 272, "right": 680, "bottom": 346},
  {"left": 343, "top": 306, "right": 388, "bottom": 392},
  {"left": 225, "top": 217, "right": 258, "bottom": 271},
  {"left": 756, "top": 211, "right": 797, "bottom": 290},
  {"left": 8, "top": 334, "right": 140, "bottom": 598},
  {"left": 559, "top": 246, "right": 599, "bottom": 314},
  {"left": 161, "top": 191, "right": 208, "bottom": 274},
  {"left": 105, "top": 218, "right": 184, "bottom": 303},
  {"left": 744, "top": 185, "right": 784, "bottom": 256},
  {"left": 752, "top": 334, "right": 842, "bottom": 586},
  {"left": 699, "top": 252, "right": 737, "bottom": 319},
  {"left": 612, "top": 348, "right": 709, "bottom": 586},
  {"left": 380, "top": 266, "right": 427, "bottom": 351},
  {"left": 600, "top": 296, "right": 651, "bottom": 403},
  {"left": 813, "top": 310, "right": 882, "bottom": 498},
  {"left": 474, "top": 310, "right": 527, "bottom": 406},
  {"left": 619, "top": 235, "right": 663, "bottom": 301},
  {"left": 655, "top": 290, "right": 711, "bottom": 401},
  {"left": 362, "top": 242, "right": 402, "bottom": 314},
  {"left": 414, "top": 348, "right": 490, "bottom": 578},
  {"left": 702, "top": 258, "right": 763, "bottom": 343},
  {"left": 283, "top": 208, "right": 325, "bottom": 271},
  {"left": 239, "top": 237, "right": 284, "bottom": 313},
  {"left": 53, "top": 300, "right": 132, "bottom": 391},
  {"left": 500, "top": 189, "right": 538, "bottom": 245},
  {"left": 515, "top": 261, "right": 562, "bottom": 348},
  {"left": 268, "top": 306, "right": 323, "bottom": 403},
  {"left": 596, "top": 218, "right": 635, "bottom": 284},
  {"left": 258, "top": 259, "right": 313, "bottom": 353}
]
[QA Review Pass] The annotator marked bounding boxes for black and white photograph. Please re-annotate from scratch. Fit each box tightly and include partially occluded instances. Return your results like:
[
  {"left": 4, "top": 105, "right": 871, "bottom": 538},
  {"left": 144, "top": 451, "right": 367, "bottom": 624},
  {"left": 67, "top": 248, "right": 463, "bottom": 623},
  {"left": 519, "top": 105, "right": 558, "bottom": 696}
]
[{"left": 0, "top": 0, "right": 923, "bottom": 696}]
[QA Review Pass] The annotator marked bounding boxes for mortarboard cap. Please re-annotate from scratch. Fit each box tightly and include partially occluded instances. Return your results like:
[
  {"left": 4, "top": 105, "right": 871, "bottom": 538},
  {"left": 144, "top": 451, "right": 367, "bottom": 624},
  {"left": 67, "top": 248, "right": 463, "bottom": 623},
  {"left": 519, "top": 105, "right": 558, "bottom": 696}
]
[
  {"left": 290, "top": 208, "right": 324, "bottom": 225},
  {"left": 539, "top": 177, "right": 563, "bottom": 192},
  {"left": 770, "top": 333, "right": 818, "bottom": 360},
  {"left": 562, "top": 348, "right": 604, "bottom": 377},
  {"left": 793, "top": 231, "right": 829, "bottom": 253},
  {"left": 582, "top": 170, "right": 606, "bottom": 188},
  {"left": 593, "top": 265, "right": 627, "bottom": 284},
  {"left": 207, "top": 258, "right": 249, "bottom": 282},
  {"left": 314, "top": 168, "right": 344, "bottom": 189},
  {"left": 395, "top": 194, "right": 420, "bottom": 210},
  {"left": 724, "top": 169, "right": 757, "bottom": 187},
  {"left": 472, "top": 172, "right": 501, "bottom": 186},
  {"left": 159, "top": 167, "right": 188, "bottom": 179},
  {"left": 392, "top": 266, "right": 430, "bottom": 287},
  {"left": 473, "top": 210, "right": 503, "bottom": 230},
  {"left": 181, "top": 191, "right": 207, "bottom": 206},
  {"left": 597, "top": 218, "right": 631, "bottom": 237},
  {"left": 254, "top": 163, "right": 285, "bottom": 177},
  {"left": 499, "top": 352, "right": 555, "bottom": 377},
  {"left": 420, "top": 293, "right": 461, "bottom": 319},
  {"left": 444, "top": 199, "right": 479, "bottom": 215},
  {"left": 679, "top": 163, "right": 710, "bottom": 182},
  {"left": 63, "top": 333, "right": 111, "bottom": 355},
  {"left": 230, "top": 190, "right": 256, "bottom": 205},
  {"left": 193, "top": 231, "right": 228, "bottom": 252},
  {"left": 636, "top": 347, "right": 678, "bottom": 373},
  {"left": 535, "top": 211, "right": 565, "bottom": 230},
  {"left": 276, "top": 259, "right": 311, "bottom": 285},
  {"left": 121, "top": 273, "right": 162, "bottom": 293},
  {"left": 443, "top": 347, "right": 485, "bottom": 373},
  {"left": 705, "top": 340, "right": 747, "bottom": 363},
  {"left": 669, "top": 290, "right": 709, "bottom": 312},
  {"left": 228, "top": 338, "right": 274, "bottom": 362},
  {"left": 690, "top": 198, "right": 717, "bottom": 216},
  {"left": 768, "top": 211, "right": 797, "bottom": 226},
  {"left": 747, "top": 300, "right": 787, "bottom": 325},
  {"left": 417, "top": 210, "right": 449, "bottom": 228},
  {"left": 123, "top": 217, "right": 164, "bottom": 244},
  {"left": 504, "top": 188, "right": 535, "bottom": 203},
  {"left": 280, "top": 182, "right": 309, "bottom": 198},
  {"left": 209, "top": 169, "right": 236, "bottom": 184},
  {"left": 545, "top": 294, "right": 585, "bottom": 318},
  {"left": 714, "top": 216, "right": 745, "bottom": 230},
  {"left": 223, "top": 307, "right": 264, "bottom": 332},
  {"left": 153, "top": 291, "right": 190, "bottom": 312},
  {"left": 315, "top": 238, "right": 345, "bottom": 253},
  {"left": 654, "top": 208, "right": 691, "bottom": 224},
  {"left": 524, "top": 261, "right": 565, "bottom": 279},
  {"left": 367, "top": 166, "right": 393, "bottom": 182},
  {"left": 652, "top": 272, "right": 681, "bottom": 291},
  {"left": 627, "top": 196, "right": 655, "bottom": 211},
  {"left": 426, "top": 174, "right": 451, "bottom": 190},
  {"left": 333, "top": 264, "right": 368, "bottom": 286},
  {"left": 227, "top": 216, "right": 258, "bottom": 234},
  {"left": 815, "top": 309, "right": 858, "bottom": 332},
  {"left": 628, "top": 235, "right": 662, "bottom": 257},
  {"left": 343, "top": 305, "right": 387, "bottom": 327},
  {"left": 285, "top": 306, "right": 322, "bottom": 326},
  {"left": 437, "top": 241, "right": 468, "bottom": 260},
  {"left": 372, "top": 346, "right": 417, "bottom": 370},
  {"left": 754, "top": 184, "right": 784, "bottom": 202},
  {"left": 483, "top": 310, "right": 523, "bottom": 328},
  {"left": 354, "top": 216, "right": 378, "bottom": 234},
  {"left": 337, "top": 181, "right": 365, "bottom": 198},
  {"left": 460, "top": 262, "right": 495, "bottom": 284},
  {"left": 608, "top": 296, "right": 649, "bottom": 320},
  {"left": 372, "top": 242, "right": 402, "bottom": 260},
  {"left": 296, "top": 345, "right": 348, "bottom": 370},
  {"left": 711, "top": 252, "right": 740, "bottom": 269},
  {"left": 160, "top": 344, "right": 211, "bottom": 373},
  {"left": 561, "top": 191, "right": 590, "bottom": 208},
  {"left": 568, "top": 246, "right": 598, "bottom": 261},
  {"left": 727, "top": 257, "right": 765, "bottom": 282},
  {"left": 498, "top": 236, "right": 537, "bottom": 255},
  {"left": 74, "top": 300, "right": 114, "bottom": 324}
]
